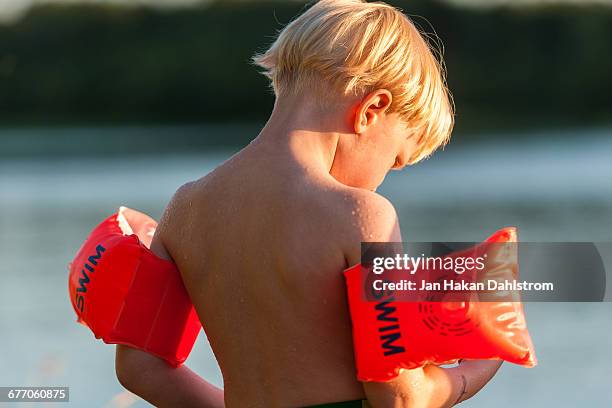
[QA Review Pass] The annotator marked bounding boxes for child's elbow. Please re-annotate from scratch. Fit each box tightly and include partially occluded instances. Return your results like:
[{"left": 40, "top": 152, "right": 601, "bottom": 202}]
[{"left": 115, "top": 345, "right": 145, "bottom": 392}]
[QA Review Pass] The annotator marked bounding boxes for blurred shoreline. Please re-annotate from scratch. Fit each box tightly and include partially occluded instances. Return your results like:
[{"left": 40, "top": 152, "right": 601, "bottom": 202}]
[
  {"left": 1, "top": 1, "right": 611, "bottom": 135},
  {"left": 1, "top": 123, "right": 611, "bottom": 158}
]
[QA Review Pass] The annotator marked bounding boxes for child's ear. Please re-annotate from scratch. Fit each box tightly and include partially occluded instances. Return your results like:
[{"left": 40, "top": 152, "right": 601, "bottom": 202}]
[{"left": 354, "top": 89, "right": 393, "bottom": 134}]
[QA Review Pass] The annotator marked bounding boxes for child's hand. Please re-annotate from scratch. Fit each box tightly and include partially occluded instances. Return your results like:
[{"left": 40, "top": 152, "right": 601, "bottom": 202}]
[{"left": 363, "top": 359, "right": 503, "bottom": 408}]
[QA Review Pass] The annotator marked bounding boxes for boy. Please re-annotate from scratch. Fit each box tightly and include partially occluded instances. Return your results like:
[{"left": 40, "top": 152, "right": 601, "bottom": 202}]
[{"left": 115, "top": 1, "right": 502, "bottom": 406}]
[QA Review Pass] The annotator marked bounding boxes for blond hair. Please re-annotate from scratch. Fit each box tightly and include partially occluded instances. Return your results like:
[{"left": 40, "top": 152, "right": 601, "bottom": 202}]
[{"left": 253, "top": 0, "right": 454, "bottom": 163}]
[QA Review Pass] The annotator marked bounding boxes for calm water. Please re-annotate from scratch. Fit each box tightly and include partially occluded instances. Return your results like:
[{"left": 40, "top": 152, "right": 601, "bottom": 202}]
[{"left": 0, "top": 127, "right": 611, "bottom": 407}]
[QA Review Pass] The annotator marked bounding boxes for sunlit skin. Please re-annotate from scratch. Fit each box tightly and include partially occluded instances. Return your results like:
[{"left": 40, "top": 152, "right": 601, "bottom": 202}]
[{"left": 114, "top": 89, "right": 502, "bottom": 408}]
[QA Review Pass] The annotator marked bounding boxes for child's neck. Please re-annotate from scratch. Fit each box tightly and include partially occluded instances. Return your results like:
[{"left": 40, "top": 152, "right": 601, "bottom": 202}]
[{"left": 254, "top": 96, "right": 352, "bottom": 174}]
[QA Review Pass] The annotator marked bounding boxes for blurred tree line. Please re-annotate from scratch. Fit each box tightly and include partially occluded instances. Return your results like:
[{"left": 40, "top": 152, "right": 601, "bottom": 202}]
[{"left": 0, "top": 0, "right": 611, "bottom": 138}]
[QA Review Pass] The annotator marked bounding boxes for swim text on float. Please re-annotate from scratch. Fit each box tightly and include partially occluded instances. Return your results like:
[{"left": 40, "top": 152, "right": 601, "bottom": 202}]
[{"left": 74, "top": 244, "right": 106, "bottom": 313}]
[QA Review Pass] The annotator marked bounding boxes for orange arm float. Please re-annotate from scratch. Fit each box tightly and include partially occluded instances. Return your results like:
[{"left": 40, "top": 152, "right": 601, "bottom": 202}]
[
  {"left": 68, "top": 207, "right": 201, "bottom": 367},
  {"left": 344, "top": 228, "right": 537, "bottom": 382}
]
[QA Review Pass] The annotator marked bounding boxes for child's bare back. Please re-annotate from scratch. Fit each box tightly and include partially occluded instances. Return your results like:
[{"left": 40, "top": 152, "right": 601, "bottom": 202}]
[{"left": 156, "top": 136, "right": 398, "bottom": 406}]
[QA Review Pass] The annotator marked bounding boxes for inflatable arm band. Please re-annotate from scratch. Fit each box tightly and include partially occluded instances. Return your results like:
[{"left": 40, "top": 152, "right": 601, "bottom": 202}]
[
  {"left": 344, "top": 228, "right": 537, "bottom": 382},
  {"left": 68, "top": 207, "right": 202, "bottom": 367}
]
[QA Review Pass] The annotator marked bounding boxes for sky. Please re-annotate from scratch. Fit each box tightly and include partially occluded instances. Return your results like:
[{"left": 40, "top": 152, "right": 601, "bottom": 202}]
[{"left": 1, "top": 0, "right": 611, "bottom": 23}]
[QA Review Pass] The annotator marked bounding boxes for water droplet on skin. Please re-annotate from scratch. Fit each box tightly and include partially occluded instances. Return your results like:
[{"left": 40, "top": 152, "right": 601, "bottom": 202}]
[
  {"left": 369, "top": 234, "right": 374, "bottom": 239},
  {"left": 351, "top": 210, "right": 356, "bottom": 215}
]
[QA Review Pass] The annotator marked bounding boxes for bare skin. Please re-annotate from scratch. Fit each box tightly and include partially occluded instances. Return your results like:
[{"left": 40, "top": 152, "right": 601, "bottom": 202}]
[{"left": 116, "top": 90, "right": 502, "bottom": 407}]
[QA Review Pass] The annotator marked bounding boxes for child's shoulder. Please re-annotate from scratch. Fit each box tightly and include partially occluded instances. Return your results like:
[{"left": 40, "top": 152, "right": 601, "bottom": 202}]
[
  {"left": 335, "top": 186, "right": 401, "bottom": 239},
  {"left": 322, "top": 185, "right": 402, "bottom": 266},
  {"left": 154, "top": 180, "right": 199, "bottom": 239}
]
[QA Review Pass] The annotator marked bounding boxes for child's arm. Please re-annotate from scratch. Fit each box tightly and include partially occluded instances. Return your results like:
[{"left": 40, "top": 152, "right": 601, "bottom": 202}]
[
  {"left": 115, "top": 188, "right": 223, "bottom": 407},
  {"left": 346, "top": 191, "right": 503, "bottom": 407},
  {"left": 115, "top": 345, "right": 224, "bottom": 408}
]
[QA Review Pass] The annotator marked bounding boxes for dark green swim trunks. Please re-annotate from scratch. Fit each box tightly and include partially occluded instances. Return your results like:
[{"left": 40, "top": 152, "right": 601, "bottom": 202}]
[{"left": 307, "top": 401, "right": 369, "bottom": 408}]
